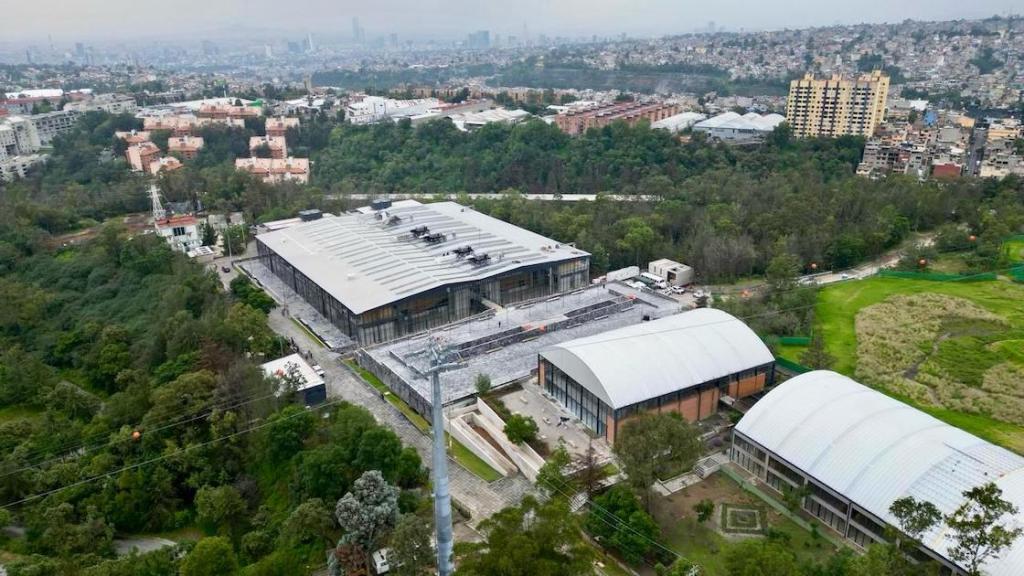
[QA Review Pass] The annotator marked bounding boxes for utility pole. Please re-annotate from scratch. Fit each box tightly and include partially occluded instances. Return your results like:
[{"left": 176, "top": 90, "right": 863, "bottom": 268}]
[{"left": 428, "top": 339, "right": 458, "bottom": 576}]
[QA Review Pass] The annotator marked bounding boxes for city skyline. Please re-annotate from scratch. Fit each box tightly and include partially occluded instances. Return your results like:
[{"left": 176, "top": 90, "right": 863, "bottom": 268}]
[{"left": 1, "top": 0, "right": 1021, "bottom": 43}]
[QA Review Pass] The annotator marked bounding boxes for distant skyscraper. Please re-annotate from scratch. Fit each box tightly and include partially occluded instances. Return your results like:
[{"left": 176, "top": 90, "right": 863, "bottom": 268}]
[
  {"left": 305, "top": 33, "right": 315, "bottom": 52},
  {"left": 466, "top": 30, "right": 490, "bottom": 49},
  {"left": 786, "top": 71, "right": 890, "bottom": 138},
  {"left": 352, "top": 17, "right": 364, "bottom": 43},
  {"left": 25, "top": 49, "right": 32, "bottom": 64},
  {"left": 264, "top": 44, "right": 273, "bottom": 59}
]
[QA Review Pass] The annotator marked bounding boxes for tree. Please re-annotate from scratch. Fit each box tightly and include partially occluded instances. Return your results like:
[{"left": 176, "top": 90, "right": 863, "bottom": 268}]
[
  {"left": 200, "top": 222, "right": 218, "bottom": 247},
  {"left": 585, "top": 485, "right": 659, "bottom": 564},
  {"left": 504, "top": 414, "right": 539, "bottom": 444},
  {"left": 455, "top": 495, "right": 593, "bottom": 576},
  {"left": 181, "top": 537, "right": 238, "bottom": 576},
  {"left": 693, "top": 499, "right": 714, "bottom": 523},
  {"left": 390, "top": 514, "right": 435, "bottom": 576},
  {"left": 614, "top": 413, "right": 702, "bottom": 510},
  {"left": 475, "top": 373, "right": 492, "bottom": 395},
  {"left": 279, "top": 498, "right": 335, "bottom": 547},
  {"left": 946, "top": 482, "right": 1023, "bottom": 576},
  {"left": 536, "top": 444, "right": 574, "bottom": 498},
  {"left": 264, "top": 405, "right": 316, "bottom": 463},
  {"left": 195, "top": 484, "right": 247, "bottom": 538},
  {"left": 889, "top": 496, "right": 941, "bottom": 544},
  {"left": 723, "top": 539, "right": 800, "bottom": 576},
  {"left": 334, "top": 470, "right": 400, "bottom": 562},
  {"left": 799, "top": 333, "right": 835, "bottom": 370}
]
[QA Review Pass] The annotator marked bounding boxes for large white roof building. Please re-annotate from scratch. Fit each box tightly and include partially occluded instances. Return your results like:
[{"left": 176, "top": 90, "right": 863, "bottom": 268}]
[
  {"left": 734, "top": 370, "right": 1024, "bottom": 576},
  {"left": 256, "top": 200, "right": 590, "bottom": 344},
  {"left": 538, "top": 308, "right": 775, "bottom": 441},
  {"left": 693, "top": 112, "right": 786, "bottom": 141},
  {"left": 542, "top": 308, "right": 773, "bottom": 410}
]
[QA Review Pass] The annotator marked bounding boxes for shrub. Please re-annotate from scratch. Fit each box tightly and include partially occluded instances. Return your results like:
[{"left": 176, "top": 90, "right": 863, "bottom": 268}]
[{"left": 504, "top": 414, "right": 539, "bottom": 444}]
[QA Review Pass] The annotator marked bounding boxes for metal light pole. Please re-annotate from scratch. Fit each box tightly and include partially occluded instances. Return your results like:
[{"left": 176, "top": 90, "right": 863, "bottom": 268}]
[{"left": 428, "top": 340, "right": 457, "bottom": 576}]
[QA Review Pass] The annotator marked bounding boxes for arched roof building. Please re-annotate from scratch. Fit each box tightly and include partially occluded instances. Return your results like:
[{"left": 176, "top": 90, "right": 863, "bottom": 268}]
[
  {"left": 733, "top": 370, "right": 1024, "bottom": 576},
  {"left": 538, "top": 308, "right": 775, "bottom": 441}
]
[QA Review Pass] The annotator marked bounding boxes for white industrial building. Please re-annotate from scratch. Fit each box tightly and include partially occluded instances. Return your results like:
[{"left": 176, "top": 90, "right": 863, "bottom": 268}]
[
  {"left": 651, "top": 112, "right": 707, "bottom": 133},
  {"left": 732, "top": 370, "right": 1024, "bottom": 576},
  {"left": 256, "top": 199, "right": 590, "bottom": 344},
  {"left": 345, "top": 96, "right": 443, "bottom": 125},
  {"left": 260, "top": 353, "right": 327, "bottom": 406},
  {"left": 647, "top": 258, "right": 694, "bottom": 286},
  {"left": 693, "top": 112, "right": 786, "bottom": 142}
]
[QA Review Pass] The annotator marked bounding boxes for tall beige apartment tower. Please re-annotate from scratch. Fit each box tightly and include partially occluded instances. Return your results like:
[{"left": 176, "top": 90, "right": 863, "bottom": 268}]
[{"left": 785, "top": 71, "right": 890, "bottom": 138}]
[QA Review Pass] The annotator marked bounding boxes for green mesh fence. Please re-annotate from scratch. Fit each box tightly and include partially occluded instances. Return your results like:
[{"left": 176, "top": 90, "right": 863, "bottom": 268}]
[
  {"left": 877, "top": 270, "right": 997, "bottom": 282},
  {"left": 778, "top": 336, "right": 811, "bottom": 346},
  {"left": 775, "top": 357, "right": 811, "bottom": 374}
]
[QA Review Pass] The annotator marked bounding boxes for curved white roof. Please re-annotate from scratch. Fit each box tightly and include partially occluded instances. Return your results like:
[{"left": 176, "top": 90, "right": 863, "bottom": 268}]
[
  {"left": 737, "top": 371, "right": 1024, "bottom": 576},
  {"left": 539, "top": 308, "right": 773, "bottom": 410}
]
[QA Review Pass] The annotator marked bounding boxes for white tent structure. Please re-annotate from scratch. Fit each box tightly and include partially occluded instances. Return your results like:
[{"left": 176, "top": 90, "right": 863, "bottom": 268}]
[
  {"left": 693, "top": 112, "right": 786, "bottom": 141},
  {"left": 733, "top": 370, "right": 1024, "bottom": 576}
]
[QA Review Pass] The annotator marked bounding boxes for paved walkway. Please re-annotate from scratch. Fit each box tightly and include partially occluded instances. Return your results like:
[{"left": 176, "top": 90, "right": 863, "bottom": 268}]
[{"left": 266, "top": 306, "right": 533, "bottom": 525}]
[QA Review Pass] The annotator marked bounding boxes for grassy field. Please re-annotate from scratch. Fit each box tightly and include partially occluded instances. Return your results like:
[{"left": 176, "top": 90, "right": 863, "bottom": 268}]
[
  {"left": 344, "top": 360, "right": 503, "bottom": 482},
  {"left": 792, "top": 276, "right": 1024, "bottom": 452},
  {"left": 1004, "top": 238, "right": 1024, "bottom": 263}
]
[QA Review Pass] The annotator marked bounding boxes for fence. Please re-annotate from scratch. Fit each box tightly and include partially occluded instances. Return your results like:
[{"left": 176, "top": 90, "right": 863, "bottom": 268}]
[
  {"left": 877, "top": 270, "right": 997, "bottom": 282},
  {"left": 777, "top": 336, "right": 811, "bottom": 346},
  {"left": 775, "top": 357, "right": 811, "bottom": 375}
]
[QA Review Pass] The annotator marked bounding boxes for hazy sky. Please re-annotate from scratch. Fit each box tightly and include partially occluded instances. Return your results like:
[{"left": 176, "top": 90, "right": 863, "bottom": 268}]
[{"left": 1, "top": 0, "right": 1020, "bottom": 43}]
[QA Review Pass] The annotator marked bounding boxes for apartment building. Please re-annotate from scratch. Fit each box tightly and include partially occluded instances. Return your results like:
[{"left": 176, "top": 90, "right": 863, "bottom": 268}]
[
  {"left": 167, "top": 135, "right": 205, "bottom": 160},
  {"left": 786, "top": 71, "right": 890, "bottom": 138},
  {"left": 265, "top": 116, "right": 300, "bottom": 137},
  {"left": 64, "top": 94, "right": 138, "bottom": 115},
  {"left": 27, "top": 110, "right": 79, "bottom": 145},
  {"left": 197, "top": 103, "right": 261, "bottom": 120},
  {"left": 249, "top": 135, "right": 287, "bottom": 159},
  {"left": 126, "top": 141, "right": 162, "bottom": 173},
  {"left": 235, "top": 157, "right": 310, "bottom": 184},
  {"left": 552, "top": 101, "right": 680, "bottom": 136}
]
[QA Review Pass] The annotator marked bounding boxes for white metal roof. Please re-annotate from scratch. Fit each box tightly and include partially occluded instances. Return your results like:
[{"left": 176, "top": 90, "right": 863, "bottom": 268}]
[
  {"left": 260, "top": 353, "right": 324, "bottom": 392},
  {"left": 694, "top": 111, "right": 786, "bottom": 132},
  {"left": 256, "top": 200, "right": 588, "bottom": 314},
  {"left": 539, "top": 308, "right": 773, "bottom": 409},
  {"left": 736, "top": 371, "right": 1024, "bottom": 576}
]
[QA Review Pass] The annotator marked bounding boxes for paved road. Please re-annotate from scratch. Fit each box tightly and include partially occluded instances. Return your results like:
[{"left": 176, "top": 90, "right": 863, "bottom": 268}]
[{"left": 264, "top": 305, "right": 534, "bottom": 526}]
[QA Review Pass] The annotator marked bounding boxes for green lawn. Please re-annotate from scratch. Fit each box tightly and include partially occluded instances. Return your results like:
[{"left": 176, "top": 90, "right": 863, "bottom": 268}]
[
  {"left": 656, "top": 472, "right": 832, "bottom": 576},
  {"left": 344, "top": 360, "right": 503, "bottom": 482},
  {"left": 1003, "top": 239, "right": 1024, "bottom": 264},
  {"left": 816, "top": 277, "right": 1024, "bottom": 375},
  {"left": 811, "top": 276, "right": 1024, "bottom": 452}
]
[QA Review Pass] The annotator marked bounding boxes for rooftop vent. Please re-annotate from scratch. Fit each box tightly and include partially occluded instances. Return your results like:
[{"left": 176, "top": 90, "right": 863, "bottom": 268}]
[
  {"left": 298, "top": 209, "right": 322, "bottom": 222},
  {"left": 467, "top": 252, "right": 491, "bottom": 266},
  {"left": 423, "top": 232, "right": 446, "bottom": 244},
  {"left": 410, "top": 225, "right": 430, "bottom": 238},
  {"left": 386, "top": 215, "right": 402, "bottom": 226},
  {"left": 452, "top": 246, "right": 474, "bottom": 258}
]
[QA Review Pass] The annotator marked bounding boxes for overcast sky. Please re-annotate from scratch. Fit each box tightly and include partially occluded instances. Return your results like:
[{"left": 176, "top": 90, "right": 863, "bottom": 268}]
[{"left": 1, "top": 0, "right": 1020, "bottom": 43}]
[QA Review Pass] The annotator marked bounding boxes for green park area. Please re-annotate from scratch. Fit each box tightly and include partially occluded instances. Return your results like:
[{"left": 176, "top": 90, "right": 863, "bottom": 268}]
[{"left": 779, "top": 272, "right": 1024, "bottom": 452}]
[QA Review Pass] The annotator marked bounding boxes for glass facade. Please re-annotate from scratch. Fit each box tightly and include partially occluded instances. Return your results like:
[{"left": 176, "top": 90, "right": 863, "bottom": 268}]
[
  {"left": 541, "top": 359, "right": 611, "bottom": 437},
  {"left": 258, "top": 239, "right": 589, "bottom": 345}
]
